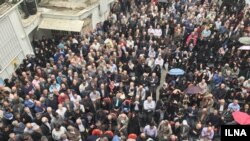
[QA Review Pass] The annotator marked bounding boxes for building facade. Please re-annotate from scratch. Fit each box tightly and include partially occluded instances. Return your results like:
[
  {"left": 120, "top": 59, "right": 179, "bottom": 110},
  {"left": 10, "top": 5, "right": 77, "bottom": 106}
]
[{"left": 0, "top": 1, "right": 33, "bottom": 79}]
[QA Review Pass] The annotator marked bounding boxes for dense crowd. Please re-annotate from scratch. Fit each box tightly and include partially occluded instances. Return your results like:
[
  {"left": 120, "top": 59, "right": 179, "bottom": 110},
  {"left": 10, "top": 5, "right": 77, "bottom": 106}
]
[{"left": 0, "top": 0, "right": 250, "bottom": 141}]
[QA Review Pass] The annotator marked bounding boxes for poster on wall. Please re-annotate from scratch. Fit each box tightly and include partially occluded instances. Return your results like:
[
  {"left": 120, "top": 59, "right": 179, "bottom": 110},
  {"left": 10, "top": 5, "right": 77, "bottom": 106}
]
[{"left": 11, "top": 58, "right": 18, "bottom": 70}]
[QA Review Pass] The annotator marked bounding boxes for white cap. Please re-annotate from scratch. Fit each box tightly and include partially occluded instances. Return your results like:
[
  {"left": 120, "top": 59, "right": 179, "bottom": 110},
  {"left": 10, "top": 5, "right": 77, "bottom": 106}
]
[{"left": 182, "top": 120, "right": 188, "bottom": 125}]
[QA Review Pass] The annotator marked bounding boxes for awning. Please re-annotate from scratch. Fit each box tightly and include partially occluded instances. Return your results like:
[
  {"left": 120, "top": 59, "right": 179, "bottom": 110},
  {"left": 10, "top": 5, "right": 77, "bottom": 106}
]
[{"left": 38, "top": 18, "right": 84, "bottom": 32}]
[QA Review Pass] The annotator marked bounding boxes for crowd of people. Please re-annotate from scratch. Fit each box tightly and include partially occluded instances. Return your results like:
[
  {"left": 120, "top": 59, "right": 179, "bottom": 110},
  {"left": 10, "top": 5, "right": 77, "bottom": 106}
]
[{"left": 0, "top": 0, "right": 250, "bottom": 141}]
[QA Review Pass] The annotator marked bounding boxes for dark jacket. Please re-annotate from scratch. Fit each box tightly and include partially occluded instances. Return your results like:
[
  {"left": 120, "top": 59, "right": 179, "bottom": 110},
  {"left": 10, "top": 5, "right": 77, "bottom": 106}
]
[
  {"left": 215, "top": 103, "right": 227, "bottom": 114},
  {"left": 149, "top": 76, "right": 159, "bottom": 87},
  {"left": 213, "top": 88, "right": 227, "bottom": 100},
  {"left": 127, "top": 115, "right": 141, "bottom": 135},
  {"left": 31, "top": 130, "right": 43, "bottom": 141},
  {"left": 99, "top": 88, "right": 109, "bottom": 99},
  {"left": 45, "top": 97, "right": 58, "bottom": 110},
  {"left": 186, "top": 107, "right": 198, "bottom": 120},
  {"left": 189, "top": 126, "right": 202, "bottom": 139},
  {"left": 154, "top": 110, "right": 168, "bottom": 124},
  {"left": 139, "top": 76, "right": 149, "bottom": 87},
  {"left": 40, "top": 123, "right": 52, "bottom": 136},
  {"left": 22, "top": 112, "right": 34, "bottom": 124},
  {"left": 207, "top": 113, "right": 222, "bottom": 127}
]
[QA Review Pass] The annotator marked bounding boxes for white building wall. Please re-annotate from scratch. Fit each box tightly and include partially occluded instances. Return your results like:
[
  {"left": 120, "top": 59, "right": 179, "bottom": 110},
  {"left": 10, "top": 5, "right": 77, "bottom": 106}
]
[
  {"left": 0, "top": 1, "right": 33, "bottom": 79},
  {"left": 91, "top": 6, "right": 100, "bottom": 29},
  {"left": 92, "top": 0, "right": 113, "bottom": 28},
  {"left": 8, "top": 8, "right": 33, "bottom": 55}
]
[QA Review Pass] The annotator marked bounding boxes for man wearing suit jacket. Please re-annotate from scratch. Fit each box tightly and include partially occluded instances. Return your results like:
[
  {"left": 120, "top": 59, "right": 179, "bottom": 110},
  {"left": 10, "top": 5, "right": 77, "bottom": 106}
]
[
  {"left": 113, "top": 93, "right": 123, "bottom": 111},
  {"left": 186, "top": 104, "right": 198, "bottom": 127},
  {"left": 40, "top": 117, "right": 52, "bottom": 137},
  {"left": 154, "top": 107, "right": 168, "bottom": 124},
  {"left": 139, "top": 73, "right": 150, "bottom": 92},
  {"left": 75, "top": 118, "right": 88, "bottom": 140},
  {"left": 22, "top": 107, "right": 34, "bottom": 124},
  {"left": 96, "top": 70, "right": 108, "bottom": 86},
  {"left": 99, "top": 83, "right": 109, "bottom": 99},
  {"left": 215, "top": 99, "right": 227, "bottom": 114},
  {"left": 42, "top": 107, "right": 56, "bottom": 123}
]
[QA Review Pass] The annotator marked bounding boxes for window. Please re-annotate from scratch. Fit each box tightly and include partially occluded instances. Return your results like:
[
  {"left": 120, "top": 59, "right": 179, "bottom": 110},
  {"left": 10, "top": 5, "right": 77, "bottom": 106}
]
[
  {"left": 61, "top": 31, "right": 69, "bottom": 36},
  {"left": 71, "top": 32, "right": 80, "bottom": 36}
]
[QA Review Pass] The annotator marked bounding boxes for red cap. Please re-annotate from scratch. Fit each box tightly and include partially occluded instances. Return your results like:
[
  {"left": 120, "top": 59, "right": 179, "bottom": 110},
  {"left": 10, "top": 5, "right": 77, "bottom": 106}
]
[
  {"left": 92, "top": 129, "right": 102, "bottom": 136},
  {"left": 128, "top": 133, "right": 137, "bottom": 139},
  {"left": 104, "top": 130, "right": 114, "bottom": 137}
]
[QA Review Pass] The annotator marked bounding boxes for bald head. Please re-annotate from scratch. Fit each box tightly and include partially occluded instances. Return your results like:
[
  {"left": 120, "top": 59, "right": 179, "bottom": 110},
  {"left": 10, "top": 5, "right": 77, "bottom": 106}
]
[
  {"left": 47, "top": 107, "right": 52, "bottom": 112},
  {"left": 76, "top": 118, "right": 82, "bottom": 124},
  {"left": 207, "top": 126, "right": 213, "bottom": 132},
  {"left": 26, "top": 123, "right": 32, "bottom": 129},
  {"left": 41, "top": 117, "right": 48, "bottom": 123}
]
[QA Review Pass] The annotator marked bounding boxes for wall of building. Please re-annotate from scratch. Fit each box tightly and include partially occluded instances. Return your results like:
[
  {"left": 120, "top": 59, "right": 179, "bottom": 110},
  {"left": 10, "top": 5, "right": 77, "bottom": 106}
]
[
  {"left": 99, "top": 0, "right": 113, "bottom": 25},
  {"left": 0, "top": 1, "right": 33, "bottom": 79},
  {"left": 9, "top": 8, "right": 34, "bottom": 55}
]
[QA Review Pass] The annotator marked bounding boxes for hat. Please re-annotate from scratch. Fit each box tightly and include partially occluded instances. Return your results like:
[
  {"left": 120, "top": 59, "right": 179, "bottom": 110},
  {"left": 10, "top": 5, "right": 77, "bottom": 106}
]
[
  {"left": 182, "top": 120, "right": 188, "bottom": 125},
  {"left": 4, "top": 112, "right": 13, "bottom": 120},
  {"left": 24, "top": 100, "right": 35, "bottom": 108},
  {"left": 173, "top": 89, "right": 180, "bottom": 94},
  {"left": 104, "top": 131, "right": 114, "bottom": 137},
  {"left": 12, "top": 120, "right": 18, "bottom": 126},
  {"left": 92, "top": 129, "right": 102, "bottom": 136},
  {"left": 146, "top": 138, "right": 154, "bottom": 141},
  {"left": 128, "top": 134, "right": 137, "bottom": 139}
]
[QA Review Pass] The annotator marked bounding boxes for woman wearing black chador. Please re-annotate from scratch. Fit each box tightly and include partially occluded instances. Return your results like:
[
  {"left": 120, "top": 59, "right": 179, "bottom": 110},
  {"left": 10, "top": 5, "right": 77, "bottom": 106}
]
[{"left": 127, "top": 112, "right": 141, "bottom": 135}]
